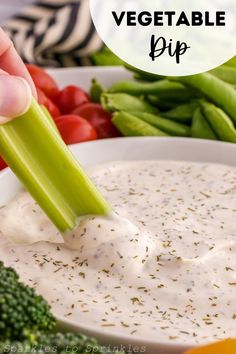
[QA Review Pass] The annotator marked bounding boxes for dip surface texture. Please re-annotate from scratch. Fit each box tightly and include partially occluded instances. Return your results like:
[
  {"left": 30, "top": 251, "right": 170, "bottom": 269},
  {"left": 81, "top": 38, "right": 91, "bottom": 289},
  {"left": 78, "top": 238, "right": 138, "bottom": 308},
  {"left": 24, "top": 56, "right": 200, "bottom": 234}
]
[{"left": 0, "top": 160, "right": 236, "bottom": 345}]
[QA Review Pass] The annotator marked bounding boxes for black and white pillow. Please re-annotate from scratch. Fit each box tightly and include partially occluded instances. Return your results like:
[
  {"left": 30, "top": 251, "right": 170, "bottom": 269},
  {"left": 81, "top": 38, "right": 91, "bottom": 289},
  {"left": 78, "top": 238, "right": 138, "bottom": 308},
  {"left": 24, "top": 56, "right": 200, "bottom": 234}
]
[{"left": 2, "top": 0, "right": 103, "bottom": 67}]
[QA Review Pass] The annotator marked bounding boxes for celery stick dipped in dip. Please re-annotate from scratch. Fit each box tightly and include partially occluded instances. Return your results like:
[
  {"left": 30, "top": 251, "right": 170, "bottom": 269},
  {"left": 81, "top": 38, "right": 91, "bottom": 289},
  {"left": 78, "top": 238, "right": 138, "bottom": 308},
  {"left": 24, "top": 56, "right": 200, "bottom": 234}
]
[{"left": 0, "top": 160, "right": 235, "bottom": 345}]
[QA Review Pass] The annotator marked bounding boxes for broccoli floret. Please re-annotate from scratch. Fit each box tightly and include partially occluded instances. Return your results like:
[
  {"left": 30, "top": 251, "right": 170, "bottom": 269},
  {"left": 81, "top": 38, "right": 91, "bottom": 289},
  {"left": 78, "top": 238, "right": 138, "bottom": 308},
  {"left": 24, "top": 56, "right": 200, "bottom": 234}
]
[
  {"left": 0, "top": 262, "right": 56, "bottom": 341},
  {"left": 0, "top": 332, "right": 122, "bottom": 354},
  {"left": 0, "top": 262, "right": 124, "bottom": 354}
]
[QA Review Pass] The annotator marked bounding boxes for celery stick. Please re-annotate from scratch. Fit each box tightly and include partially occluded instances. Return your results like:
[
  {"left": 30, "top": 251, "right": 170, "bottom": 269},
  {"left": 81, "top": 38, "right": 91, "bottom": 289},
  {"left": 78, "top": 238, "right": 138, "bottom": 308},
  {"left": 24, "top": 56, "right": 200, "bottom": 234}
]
[
  {"left": 40, "top": 105, "right": 60, "bottom": 133},
  {"left": 0, "top": 99, "right": 111, "bottom": 232}
]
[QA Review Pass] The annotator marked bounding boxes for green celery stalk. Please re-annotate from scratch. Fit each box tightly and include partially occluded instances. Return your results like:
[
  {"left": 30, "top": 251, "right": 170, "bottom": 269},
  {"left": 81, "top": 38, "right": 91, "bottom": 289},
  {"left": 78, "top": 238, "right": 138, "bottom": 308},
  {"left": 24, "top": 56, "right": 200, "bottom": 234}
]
[
  {"left": 0, "top": 99, "right": 111, "bottom": 232},
  {"left": 40, "top": 105, "right": 60, "bottom": 133}
]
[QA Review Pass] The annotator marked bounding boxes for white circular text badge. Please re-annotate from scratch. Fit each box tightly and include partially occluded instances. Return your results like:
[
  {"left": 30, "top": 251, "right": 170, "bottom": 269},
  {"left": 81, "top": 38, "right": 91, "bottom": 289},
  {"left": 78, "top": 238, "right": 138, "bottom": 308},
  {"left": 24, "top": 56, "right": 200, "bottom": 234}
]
[{"left": 90, "top": 0, "right": 236, "bottom": 76}]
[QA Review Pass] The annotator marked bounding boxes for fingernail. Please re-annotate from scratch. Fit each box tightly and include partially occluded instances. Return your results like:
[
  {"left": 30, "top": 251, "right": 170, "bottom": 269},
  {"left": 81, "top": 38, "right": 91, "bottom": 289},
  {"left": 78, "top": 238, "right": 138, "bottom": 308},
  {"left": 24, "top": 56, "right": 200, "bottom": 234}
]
[{"left": 0, "top": 75, "right": 32, "bottom": 123}]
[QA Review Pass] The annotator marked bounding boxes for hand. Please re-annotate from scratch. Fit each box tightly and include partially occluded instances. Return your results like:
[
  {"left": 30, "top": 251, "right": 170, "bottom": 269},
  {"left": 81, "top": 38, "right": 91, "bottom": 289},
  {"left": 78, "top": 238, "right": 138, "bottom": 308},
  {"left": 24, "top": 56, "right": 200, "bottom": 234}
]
[{"left": 0, "top": 28, "right": 37, "bottom": 124}]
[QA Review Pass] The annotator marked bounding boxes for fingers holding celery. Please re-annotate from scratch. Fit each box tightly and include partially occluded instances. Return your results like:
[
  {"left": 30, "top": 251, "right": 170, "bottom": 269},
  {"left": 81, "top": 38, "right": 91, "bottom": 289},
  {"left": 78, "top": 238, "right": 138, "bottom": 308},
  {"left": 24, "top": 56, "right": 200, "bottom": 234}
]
[
  {"left": 0, "top": 29, "right": 111, "bottom": 232},
  {"left": 0, "top": 28, "right": 36, "bottom": 124}
]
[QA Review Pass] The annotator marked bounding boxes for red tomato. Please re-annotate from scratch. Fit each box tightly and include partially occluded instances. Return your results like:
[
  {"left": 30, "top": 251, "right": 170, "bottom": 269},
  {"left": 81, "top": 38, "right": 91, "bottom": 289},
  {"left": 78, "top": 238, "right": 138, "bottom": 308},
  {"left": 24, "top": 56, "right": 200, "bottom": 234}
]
[
  {"left": 54, "top": 115, "right": 97, "bottom": 145},
  {"left": 56, "top": 86, "right": 90, "bottom": 114},
  {"left": 0, "top": 157, "right": 7, "bottom": 171},
  {"left": 73, "top": 103, "right": 121, "bottom": 139},
  {"left": 37, "top": 88, "right": 61, "bottom": 118},
  {"left": 26, "top": 64, "right": 59, "bottom": 99}
]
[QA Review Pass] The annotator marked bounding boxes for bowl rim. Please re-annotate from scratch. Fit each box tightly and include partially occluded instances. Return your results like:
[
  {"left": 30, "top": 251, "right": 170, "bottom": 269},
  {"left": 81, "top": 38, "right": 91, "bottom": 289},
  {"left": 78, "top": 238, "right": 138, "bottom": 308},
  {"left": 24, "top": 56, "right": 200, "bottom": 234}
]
[
  {"left": 69, "top": 135, "right": 236, "bottom": 150},
  {"left": 56, "top": 314, "right": 192, "bottom": 351}
]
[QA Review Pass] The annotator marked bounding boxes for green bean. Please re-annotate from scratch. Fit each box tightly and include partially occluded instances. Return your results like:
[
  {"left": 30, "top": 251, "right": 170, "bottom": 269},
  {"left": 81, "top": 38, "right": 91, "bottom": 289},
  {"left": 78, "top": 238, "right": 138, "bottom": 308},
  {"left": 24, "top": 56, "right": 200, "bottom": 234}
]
[
  {"left": 161, "top": 102, "right": 199, "bottom": 123},
  {"left": 201, "top": 101, "right": 236, "bottom": 143},
  {"left": 130, "top": 112, "right": 190, "bottom": 137},
  {"left": 101, "top": 93, "right": 158, "bottom": 114},
  {"left": 90, "top": 79, "right": 104, "bottom": 103},
  {"left": 191, "top": 108, "right": 217, "bottom": 140},
  {"left": 112, "top": 112, "right": 168, "bottom": 137},
  {"left": 169, "top": 73, "right": 236, "bottom": 124},
  {"left": 108, "top": 80, "right": 198, "bottom": 102},
  {"left": 210, "top": 66, "right": 236, "bottom": 85}
]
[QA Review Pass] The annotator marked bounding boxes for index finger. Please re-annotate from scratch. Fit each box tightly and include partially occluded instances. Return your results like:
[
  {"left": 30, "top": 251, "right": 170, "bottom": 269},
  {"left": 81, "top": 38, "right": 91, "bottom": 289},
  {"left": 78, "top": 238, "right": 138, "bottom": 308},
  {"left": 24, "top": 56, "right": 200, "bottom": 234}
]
[{"left": 0, "top": 28, "right": 37, "bottom": 98}]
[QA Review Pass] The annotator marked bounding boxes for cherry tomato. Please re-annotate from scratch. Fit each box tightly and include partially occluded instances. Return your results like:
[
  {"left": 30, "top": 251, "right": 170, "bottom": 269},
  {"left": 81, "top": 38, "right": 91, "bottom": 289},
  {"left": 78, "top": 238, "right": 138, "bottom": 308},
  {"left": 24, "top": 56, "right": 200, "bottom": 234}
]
[
  {"left": 56, "top": 86, "right": 90, "bottom": 114},
  {"left": 73, "top": 103, "right": 121, "bottom": 139},
  {"left": 0, "top": 157, "right": 7, "bottom": 171},
  {"left": 37, "top": 88, "right": 61, "bottom": 118},
  {"left": 26, "top": 64, "right": 59, "bottom": 99},
  {"left": 54, "top": 115, "right": 97, "bottom": 145}
]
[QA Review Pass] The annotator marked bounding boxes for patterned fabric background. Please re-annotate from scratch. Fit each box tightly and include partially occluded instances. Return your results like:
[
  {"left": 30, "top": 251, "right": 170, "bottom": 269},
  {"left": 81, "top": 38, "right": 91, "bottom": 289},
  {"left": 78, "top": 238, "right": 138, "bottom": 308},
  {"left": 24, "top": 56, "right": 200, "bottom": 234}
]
[{"left": 2, "top": 0, "right": 104, "bottom": 67}]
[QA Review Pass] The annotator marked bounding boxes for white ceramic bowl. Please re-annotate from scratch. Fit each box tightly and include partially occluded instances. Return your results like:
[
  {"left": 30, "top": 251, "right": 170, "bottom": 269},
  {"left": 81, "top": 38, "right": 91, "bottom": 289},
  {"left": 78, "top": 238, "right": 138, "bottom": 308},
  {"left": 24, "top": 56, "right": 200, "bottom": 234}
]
[{"left": 1, "top": 137, "right": 236, "bottom": 354}]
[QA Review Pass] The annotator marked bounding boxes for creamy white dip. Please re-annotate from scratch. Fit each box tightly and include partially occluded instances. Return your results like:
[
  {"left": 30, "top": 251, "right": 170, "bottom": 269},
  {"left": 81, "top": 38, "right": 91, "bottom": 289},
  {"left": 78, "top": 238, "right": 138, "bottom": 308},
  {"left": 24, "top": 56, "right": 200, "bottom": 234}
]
[{"left": 0, "top": 160, "right": 235, "bottom": 345}]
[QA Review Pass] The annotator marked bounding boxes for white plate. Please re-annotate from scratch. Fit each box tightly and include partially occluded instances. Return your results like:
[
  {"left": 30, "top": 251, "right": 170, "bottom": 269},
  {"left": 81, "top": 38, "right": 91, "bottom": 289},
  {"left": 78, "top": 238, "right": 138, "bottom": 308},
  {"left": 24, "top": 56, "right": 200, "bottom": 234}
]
[
  {"left": 48, "top": 66, "right": 132, "bottom": 90},
  {"left": 1, "top": 68, "right": 236, "bottom": 354}
]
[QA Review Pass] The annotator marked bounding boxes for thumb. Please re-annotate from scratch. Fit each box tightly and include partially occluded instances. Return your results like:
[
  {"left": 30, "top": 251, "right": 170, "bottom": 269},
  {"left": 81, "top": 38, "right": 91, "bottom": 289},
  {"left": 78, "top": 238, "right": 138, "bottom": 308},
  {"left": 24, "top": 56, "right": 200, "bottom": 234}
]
[{"left": 0, "top": 74, "right": 32, "bottom": 124}]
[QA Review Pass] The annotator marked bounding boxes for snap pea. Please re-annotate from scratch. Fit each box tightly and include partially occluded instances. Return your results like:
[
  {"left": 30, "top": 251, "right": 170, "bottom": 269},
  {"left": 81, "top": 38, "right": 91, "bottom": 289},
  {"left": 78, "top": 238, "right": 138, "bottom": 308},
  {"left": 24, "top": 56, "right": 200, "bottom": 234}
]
[
  {"left": 90, "top": 79, "right": 104, "bottom": 103},
  {"left": 108, "top": 80, "right": 198, "bottom": 102},
  {"left": 170, "top": 73, "right": 236, "bottom": 124},
  {"left": 147, "top": 96, "right": 177, "bottom": 110},
  {"left": 112, "top": 112, "right": 168, "bottom": 137},
  {"left": 191, "top": 108, "right": 217, "bottom": 140},
  {"left": 225, "top": 56, "right": 236, "bottom": 67},
  {"left": 101, "top": 93, "right": 158, "bottom": 114},
  {"left": 133, "top": 73, "right": 146, "bottom": 81},
  {"left": 124, "top": 63, "right": 163, "bottom": 82},
  {"left": 133, "top": 73, "right": 158, "bottom": 82},
  {"left": 92, "top": 46, "right": 124, "bottom": 66},
  {"left": 130, "top": 112, "right": 190, "bottom": 137},
  {"left": 201, "top": 101, "right": 236, "bottom": 143},
  {"left": 210, "top": 65, "right": 236, "bottom": 85},
  {"left": 161, "top": 101, "right": 199, "bottom": 123}
]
